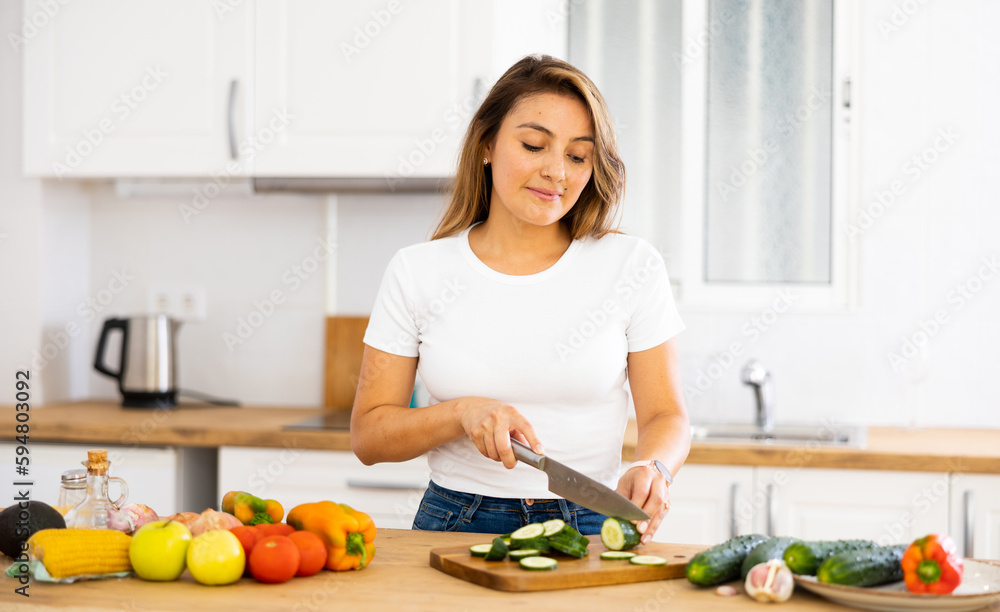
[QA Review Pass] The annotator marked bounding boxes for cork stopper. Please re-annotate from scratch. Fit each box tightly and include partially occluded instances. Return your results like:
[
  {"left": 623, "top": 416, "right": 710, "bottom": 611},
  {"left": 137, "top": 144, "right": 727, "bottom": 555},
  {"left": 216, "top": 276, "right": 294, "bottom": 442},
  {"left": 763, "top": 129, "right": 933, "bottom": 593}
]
[{"left": 82, "top": 449, "right": 110, "bottom": 475}]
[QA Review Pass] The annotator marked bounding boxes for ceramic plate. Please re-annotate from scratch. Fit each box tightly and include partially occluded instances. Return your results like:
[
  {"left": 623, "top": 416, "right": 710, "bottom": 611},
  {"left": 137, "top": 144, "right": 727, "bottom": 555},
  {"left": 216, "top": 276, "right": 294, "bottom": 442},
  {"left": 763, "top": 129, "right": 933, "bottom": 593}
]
[{"left": 794, "top": 560, "right": 1000, "bottom": 612}]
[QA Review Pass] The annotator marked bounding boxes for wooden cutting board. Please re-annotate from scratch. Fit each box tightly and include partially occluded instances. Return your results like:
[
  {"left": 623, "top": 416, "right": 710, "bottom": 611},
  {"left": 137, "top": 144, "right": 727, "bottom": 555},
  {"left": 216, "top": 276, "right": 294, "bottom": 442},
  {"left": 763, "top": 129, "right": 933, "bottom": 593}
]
[
  {"left": 429, "top": 535, "right": 703, "bottom": 592},
  {"left": 324, "top": 316, "right": 370, "bottom": 409}
]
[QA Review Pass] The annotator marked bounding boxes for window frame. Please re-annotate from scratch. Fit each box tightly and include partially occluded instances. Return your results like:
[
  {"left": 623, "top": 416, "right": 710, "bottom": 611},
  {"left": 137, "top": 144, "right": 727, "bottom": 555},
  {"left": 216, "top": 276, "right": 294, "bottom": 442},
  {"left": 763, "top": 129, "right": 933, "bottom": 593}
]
[{"left": 677, "top": 0, "right": 859, "bottom": 312}]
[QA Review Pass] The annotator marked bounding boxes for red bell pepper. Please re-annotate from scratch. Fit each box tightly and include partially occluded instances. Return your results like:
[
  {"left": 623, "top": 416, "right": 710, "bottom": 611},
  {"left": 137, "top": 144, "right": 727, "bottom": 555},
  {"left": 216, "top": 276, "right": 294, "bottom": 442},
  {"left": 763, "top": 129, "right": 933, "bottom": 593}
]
[{"left": 901, "top": 534, "right": 963, "bottom": 594}]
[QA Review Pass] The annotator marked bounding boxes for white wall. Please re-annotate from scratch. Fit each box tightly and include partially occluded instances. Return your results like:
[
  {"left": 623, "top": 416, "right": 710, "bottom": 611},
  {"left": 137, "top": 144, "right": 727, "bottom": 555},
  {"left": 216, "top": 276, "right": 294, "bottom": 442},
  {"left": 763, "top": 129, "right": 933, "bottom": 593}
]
[{"left": 3, "top": 1, "right": 998, "bottom": 424}]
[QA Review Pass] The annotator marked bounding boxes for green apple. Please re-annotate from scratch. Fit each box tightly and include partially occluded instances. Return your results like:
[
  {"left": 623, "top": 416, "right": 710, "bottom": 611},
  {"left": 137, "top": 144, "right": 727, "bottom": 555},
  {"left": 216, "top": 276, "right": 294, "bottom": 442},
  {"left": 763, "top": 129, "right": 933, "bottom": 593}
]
[
  {"left": 186, "top": 529, "right": 245, "bottom": 586},
  {"left": 129, "top": 520, "right": 192, "bottom": 581}
]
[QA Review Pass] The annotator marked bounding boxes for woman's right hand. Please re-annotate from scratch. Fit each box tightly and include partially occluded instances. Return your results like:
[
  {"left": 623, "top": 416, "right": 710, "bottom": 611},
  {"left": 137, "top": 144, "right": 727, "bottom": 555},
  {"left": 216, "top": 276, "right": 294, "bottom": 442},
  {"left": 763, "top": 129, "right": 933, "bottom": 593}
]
[{"left": 458, "top": 397, "right": 544, "bottom": 469}]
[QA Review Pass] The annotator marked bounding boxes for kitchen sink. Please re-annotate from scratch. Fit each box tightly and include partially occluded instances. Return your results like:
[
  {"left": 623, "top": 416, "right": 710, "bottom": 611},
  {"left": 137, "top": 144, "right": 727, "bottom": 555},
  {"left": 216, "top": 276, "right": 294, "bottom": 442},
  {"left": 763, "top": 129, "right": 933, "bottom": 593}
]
[{"left": 690, "top": 423, "right": 867, "bottom": 449}]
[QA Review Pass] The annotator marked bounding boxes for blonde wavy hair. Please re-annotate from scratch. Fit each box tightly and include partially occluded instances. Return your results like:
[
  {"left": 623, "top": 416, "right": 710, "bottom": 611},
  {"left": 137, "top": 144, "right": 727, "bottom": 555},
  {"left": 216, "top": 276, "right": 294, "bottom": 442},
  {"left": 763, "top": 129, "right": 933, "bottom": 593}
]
[{"left": 432, "top": 55, "right": 625, "bottom": 241}]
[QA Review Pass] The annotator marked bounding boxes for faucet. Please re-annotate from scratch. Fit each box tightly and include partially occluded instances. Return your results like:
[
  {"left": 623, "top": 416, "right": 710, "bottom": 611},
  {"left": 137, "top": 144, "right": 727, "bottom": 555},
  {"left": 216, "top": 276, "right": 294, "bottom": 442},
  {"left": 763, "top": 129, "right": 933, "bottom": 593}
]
[{"left": 742, "top": 360, "right": 774, "bottom": 433}]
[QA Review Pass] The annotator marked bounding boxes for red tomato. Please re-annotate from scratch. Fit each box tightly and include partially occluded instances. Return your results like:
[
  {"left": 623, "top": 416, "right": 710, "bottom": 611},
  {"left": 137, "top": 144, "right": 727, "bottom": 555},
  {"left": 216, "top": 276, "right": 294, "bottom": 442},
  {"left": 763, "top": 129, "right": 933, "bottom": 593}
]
[
  {"left": 288, "top": 530, "right": 326, "bottom": 577},
  {"left": 249, "top": 535, "right": 300, "bottom": 584},
  {"left": 229, "top": 526, "right": 261, "bottom": 576},
  {"left": 255, "top": 523, "right": 296, "bottom": 538}
]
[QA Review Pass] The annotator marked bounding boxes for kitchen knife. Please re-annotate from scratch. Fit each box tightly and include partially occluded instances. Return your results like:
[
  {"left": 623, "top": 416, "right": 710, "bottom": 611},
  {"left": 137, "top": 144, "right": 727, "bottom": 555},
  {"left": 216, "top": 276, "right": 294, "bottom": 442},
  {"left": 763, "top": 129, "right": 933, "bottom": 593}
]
[{"left": 509, "top": 437, "right": 650, "bottom": 521}]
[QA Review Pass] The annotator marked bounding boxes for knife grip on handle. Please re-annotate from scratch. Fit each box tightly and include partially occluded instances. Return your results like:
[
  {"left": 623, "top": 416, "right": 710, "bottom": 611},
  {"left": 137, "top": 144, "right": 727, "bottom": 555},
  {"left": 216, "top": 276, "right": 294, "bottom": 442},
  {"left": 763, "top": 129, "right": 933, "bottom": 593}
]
[{"left": 509, "top": 437, "right": 543, "bottom": 469}]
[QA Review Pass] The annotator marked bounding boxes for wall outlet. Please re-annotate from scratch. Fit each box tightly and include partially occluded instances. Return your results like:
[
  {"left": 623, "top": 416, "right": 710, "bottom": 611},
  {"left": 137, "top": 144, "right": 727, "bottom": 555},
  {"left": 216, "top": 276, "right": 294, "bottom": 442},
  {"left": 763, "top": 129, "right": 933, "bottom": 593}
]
[{"left": 148, "top": 284, "right": 207, "bottom": 321}]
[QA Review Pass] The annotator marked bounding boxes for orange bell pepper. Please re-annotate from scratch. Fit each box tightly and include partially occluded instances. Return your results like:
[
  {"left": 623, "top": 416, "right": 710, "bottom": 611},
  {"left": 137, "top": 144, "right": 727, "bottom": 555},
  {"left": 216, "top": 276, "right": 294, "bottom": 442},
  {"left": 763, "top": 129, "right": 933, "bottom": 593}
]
[
  {"left": 286, "top": 501, "right": 376, "bottom": 570},
  {"left": 221, "top": 490, "right": 284, "bottom": 525}
]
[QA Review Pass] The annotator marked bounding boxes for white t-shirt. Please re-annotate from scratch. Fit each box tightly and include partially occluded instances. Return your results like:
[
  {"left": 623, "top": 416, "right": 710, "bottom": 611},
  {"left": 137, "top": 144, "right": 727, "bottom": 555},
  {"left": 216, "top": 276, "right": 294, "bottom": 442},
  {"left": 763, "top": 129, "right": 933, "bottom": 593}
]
[{"left": 363, "top": 225, "right": 684, "bottom": 499}]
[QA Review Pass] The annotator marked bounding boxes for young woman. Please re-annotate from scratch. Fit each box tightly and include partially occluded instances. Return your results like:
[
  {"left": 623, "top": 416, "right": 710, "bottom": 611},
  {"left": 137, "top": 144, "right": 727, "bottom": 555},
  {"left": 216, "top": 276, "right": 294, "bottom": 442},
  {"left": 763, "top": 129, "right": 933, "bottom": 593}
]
[{"left": 351, "top": 55, "right": 689, "bottom": 543}]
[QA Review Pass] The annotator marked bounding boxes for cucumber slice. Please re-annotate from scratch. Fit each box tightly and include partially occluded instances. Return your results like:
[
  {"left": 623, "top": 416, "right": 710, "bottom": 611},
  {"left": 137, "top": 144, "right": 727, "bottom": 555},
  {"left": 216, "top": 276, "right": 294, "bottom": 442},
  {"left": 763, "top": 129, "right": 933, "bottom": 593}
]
[
  {"left": 509, "top": 549, "right": 541, "bottom": 560},
  {"left": 548, "top": 525, "right": 589, "bottom": 549},
  {"left": 630, "top": 555, "right": 668, "bottom": 566},
  {"left": 484, "top": 536, "right": 509, "bottom": 561},
  {"left": 601, "top": 517, "right": 641, "bottom": 551},
  {"left": 519, "top": 556, "right": 558, "bottom": 571},
  {"left": 510, "top": 523, "right": 546, "bottom": 541},
  {"left": 600, "top": 551, "right": 638, "bottom": 560},
  {"left": 542, "top": 519, "right": 566, "bottom": 537},
  {"left": 469, "top": 544, "right": 493, "bottom": 557},
  {"left": 509, "top": 536, "right": 551, "bottom": 552},
  {"left": 550, "top": 539, "right": 589, "bottom": 558}
]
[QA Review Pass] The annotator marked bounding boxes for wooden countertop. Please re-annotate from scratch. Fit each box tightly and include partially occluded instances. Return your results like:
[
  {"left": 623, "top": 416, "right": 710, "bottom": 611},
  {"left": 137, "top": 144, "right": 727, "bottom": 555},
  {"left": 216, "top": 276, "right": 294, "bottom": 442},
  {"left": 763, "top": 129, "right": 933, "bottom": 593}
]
[
  {"left": 4, "top": 401, "right": 1000, "bottom": 474},
  {"left": 0, "top": 529, "right": 902, "bottom": 611}
]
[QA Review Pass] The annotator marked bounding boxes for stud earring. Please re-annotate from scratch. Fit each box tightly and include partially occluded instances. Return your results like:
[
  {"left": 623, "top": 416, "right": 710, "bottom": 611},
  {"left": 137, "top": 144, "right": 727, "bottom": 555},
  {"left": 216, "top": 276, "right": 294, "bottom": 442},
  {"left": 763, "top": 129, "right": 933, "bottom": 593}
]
[{"left": 483, "top": 158, "right": 489, "bottom": 166}]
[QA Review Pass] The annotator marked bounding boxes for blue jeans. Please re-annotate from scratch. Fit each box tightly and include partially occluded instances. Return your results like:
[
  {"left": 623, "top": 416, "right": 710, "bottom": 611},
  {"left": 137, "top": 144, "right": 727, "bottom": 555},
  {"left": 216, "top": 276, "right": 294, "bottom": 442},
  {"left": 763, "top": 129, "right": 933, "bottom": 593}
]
[{"left": 412, "top": 480, "right": 607, "bottom": 535}]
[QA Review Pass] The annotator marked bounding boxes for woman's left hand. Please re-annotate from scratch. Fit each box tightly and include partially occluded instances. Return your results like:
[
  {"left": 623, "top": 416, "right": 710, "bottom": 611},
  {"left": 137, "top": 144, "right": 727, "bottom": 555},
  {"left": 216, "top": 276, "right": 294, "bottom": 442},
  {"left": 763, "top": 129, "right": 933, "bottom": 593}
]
[{"left": 616, "top": 465, "right": 671, "bottom": 545}]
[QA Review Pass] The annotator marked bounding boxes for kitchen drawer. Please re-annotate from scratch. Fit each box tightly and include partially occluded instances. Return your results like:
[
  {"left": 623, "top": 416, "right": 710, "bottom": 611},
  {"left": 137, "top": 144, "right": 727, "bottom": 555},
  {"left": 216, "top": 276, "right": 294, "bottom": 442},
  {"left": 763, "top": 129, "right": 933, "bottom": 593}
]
[
  {"left": 652, "top": 464, "right": 755, "bottom": 545},
  {"left": 218, "top": 446, "right": 430, "bottom": 529}
]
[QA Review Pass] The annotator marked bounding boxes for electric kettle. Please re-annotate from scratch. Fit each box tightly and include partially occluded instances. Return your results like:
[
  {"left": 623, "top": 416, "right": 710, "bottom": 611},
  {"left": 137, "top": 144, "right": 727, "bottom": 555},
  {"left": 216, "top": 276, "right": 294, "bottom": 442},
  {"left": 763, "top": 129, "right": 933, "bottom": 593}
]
[{"left": 94, "top": 315, "right": 181, "bottom": 408}]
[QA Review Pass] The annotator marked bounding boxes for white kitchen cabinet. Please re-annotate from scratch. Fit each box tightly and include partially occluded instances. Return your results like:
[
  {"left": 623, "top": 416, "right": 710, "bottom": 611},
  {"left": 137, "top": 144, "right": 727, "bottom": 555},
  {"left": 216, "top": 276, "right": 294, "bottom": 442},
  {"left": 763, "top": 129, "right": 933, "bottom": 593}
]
[
  {"left": 754, "top": 467, "right": 950, "bottom": 543},
  {"left": 22, "top": 0, "right": 252, "bottom": 178},
  {"left": 253, "top": 0, "right": 567, "bottom": 179},
  {"left": 0, "top": 442, "right": 216, "bottom": 517},
  {"left": 652, "top": 464, "right": 754, "bottom": 545},
  {"left": 218, "top": 446, "right": 430, "bottom": 529},
  {"left": 950, "top": 474, "right": 1000, "bottom": 559},
  {"left": 23, "top": 0, "right": 567, "bottom": 180}
]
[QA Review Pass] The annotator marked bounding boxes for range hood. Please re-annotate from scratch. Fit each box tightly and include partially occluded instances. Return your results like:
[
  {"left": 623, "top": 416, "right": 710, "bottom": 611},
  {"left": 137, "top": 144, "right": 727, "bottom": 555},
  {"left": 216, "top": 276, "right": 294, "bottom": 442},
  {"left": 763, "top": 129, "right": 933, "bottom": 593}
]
[
  {"left": 112, "top": 176, "right": 450, "bottom": 197},
  {"left": 253, "top": 177, "right": 450, "bottom": 194}
]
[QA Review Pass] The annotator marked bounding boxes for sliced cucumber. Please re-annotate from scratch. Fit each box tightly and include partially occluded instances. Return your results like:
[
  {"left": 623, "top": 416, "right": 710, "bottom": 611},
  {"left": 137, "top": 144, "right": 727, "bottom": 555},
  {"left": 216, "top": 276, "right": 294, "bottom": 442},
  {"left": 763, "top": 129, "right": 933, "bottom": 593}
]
[
  {"left": 469, "top": 544, "right": 493, "bottom": 557},
  {"left": 630, "top": 555, "right": 668, "bottom": 566},
  {"left": 601, "top": 517, "right": 641, "bottom": 551},
  {"left": 542, "top": 519, "right": 567, "bottom": 537},
  {"left": 550, "top": 539, "right": 589, "bottom": 558},
  {"left": 600, "top": 551, "right": 637, "bottom": 560},
  {"left": 519, "top": 556, "right": 558, "bottom": 571},
  {"left": 484, "top": 536, "right": 509, "bottom": 561},
  {"left": 509, "top": 549, "right": 541, "bottom": 560},
  {"left": 510, "top": 523, "right": 546, "bottom": 541},
  {"left": 509, "top": 536, "right": 551, "bottom": 552},
  {"left": 548, "top": 525, "right": 589, "bottom": 549}
]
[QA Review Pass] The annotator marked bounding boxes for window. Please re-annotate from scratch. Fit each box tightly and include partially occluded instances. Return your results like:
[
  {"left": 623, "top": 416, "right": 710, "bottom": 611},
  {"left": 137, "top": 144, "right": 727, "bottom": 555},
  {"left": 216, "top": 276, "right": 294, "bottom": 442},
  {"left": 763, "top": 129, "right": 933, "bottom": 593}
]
[{"left": 570, "top": 0, "right": 854, "bottom": 309}]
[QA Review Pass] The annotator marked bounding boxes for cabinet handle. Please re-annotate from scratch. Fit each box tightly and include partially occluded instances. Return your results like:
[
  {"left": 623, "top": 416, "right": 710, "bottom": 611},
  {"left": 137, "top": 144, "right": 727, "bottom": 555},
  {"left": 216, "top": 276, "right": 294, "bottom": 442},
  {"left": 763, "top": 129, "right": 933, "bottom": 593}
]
[
  {"left": 227, "top": 79, "right": 238, "bottom": 160},
  {"left": 346, "top": 479, "right": 426, "bottom": 491},
  {"left": 765, "top": 483, "right": 777, "bottom": 537},
  {"left": 730, "top": 483, "right": 741, "bottom": 539},
  {"left": 963, "top": 490, "right": 975, "bottom": 558}
]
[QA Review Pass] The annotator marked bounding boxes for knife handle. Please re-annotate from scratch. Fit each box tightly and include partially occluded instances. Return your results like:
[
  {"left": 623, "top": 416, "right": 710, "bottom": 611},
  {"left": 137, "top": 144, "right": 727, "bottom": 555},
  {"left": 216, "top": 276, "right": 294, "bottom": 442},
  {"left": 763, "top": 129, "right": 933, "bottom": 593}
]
[{"left": 509, "top": 437, "right": 543, "bottom": 469}]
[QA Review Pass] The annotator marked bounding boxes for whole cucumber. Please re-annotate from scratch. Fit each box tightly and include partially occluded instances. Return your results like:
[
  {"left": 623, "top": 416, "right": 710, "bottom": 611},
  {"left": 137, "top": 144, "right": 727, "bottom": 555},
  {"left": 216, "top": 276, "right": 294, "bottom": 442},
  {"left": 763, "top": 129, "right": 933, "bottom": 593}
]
[
  {"left": 783, "top": 539, "right": 879, "bottom": 575},
  {"left": 686, "top": 534, "right": 769, "bottom": 587},
  {"left": 817, "top": 544, "right": 907, "bottom": 587},
  {"left": 741, "top": 537, "right": 800, "bottom": 579}
]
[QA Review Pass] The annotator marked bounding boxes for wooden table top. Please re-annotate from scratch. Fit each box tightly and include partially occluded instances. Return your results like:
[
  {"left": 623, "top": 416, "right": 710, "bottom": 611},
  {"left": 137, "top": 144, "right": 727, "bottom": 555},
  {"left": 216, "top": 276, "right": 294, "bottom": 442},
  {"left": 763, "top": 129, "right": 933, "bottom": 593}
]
[{"left": 0, "top": 528, "right": 903, "bottom": 611}]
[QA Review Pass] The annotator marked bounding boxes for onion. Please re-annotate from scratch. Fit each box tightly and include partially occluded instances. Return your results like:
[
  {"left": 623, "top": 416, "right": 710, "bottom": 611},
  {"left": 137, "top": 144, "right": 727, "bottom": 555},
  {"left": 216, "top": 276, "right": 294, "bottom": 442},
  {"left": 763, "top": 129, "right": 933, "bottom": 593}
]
[
  {"left": 164, "top": 511, "right": 201, "bottom": 530},
  {"left": 107, "top": 503, "right": 159, "bottom": 534},
  {"left": 189, "top": 508, "right": 243, "bottom": 536}
]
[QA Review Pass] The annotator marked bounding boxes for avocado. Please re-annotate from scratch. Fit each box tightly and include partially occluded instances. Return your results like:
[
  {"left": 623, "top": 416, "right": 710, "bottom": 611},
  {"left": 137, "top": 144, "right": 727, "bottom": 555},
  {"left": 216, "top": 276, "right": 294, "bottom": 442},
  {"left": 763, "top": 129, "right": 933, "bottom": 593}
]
[{"left": 0, "top": 501, "right": 66, "bottom": 558}]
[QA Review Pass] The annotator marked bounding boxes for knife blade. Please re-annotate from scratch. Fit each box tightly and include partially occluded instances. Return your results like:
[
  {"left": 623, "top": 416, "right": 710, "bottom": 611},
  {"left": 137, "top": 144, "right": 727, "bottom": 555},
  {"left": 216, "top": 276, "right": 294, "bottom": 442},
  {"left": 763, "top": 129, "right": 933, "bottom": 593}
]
[{"left": 509, "top": 437, "right": 650, "bottom": 521}]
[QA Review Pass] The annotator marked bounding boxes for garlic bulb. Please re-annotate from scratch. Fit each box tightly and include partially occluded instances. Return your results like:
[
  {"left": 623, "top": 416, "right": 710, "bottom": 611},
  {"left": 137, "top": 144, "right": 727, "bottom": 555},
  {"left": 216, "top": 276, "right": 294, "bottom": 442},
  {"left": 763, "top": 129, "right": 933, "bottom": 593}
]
[{"left": 744, "top": 559, "right": 795, "bottom": 603}]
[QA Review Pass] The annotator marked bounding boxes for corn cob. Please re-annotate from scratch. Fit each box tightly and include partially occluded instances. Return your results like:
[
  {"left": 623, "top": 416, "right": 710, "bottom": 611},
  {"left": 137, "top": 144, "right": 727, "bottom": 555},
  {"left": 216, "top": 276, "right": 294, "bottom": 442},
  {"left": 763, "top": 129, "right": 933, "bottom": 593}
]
[{"left": 27, "top": 528, "right": 132, "bottom": 578}]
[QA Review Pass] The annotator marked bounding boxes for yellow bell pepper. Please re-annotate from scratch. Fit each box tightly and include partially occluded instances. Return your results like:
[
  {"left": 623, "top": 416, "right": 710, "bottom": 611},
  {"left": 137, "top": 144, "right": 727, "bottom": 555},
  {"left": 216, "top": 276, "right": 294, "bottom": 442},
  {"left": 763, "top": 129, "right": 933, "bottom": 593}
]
[
  {"left": 286, "top": 501, "right": 376, "bottom": 570},
  {"left": 221, "top": 490, "right": 284, "bottom": 525}
]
